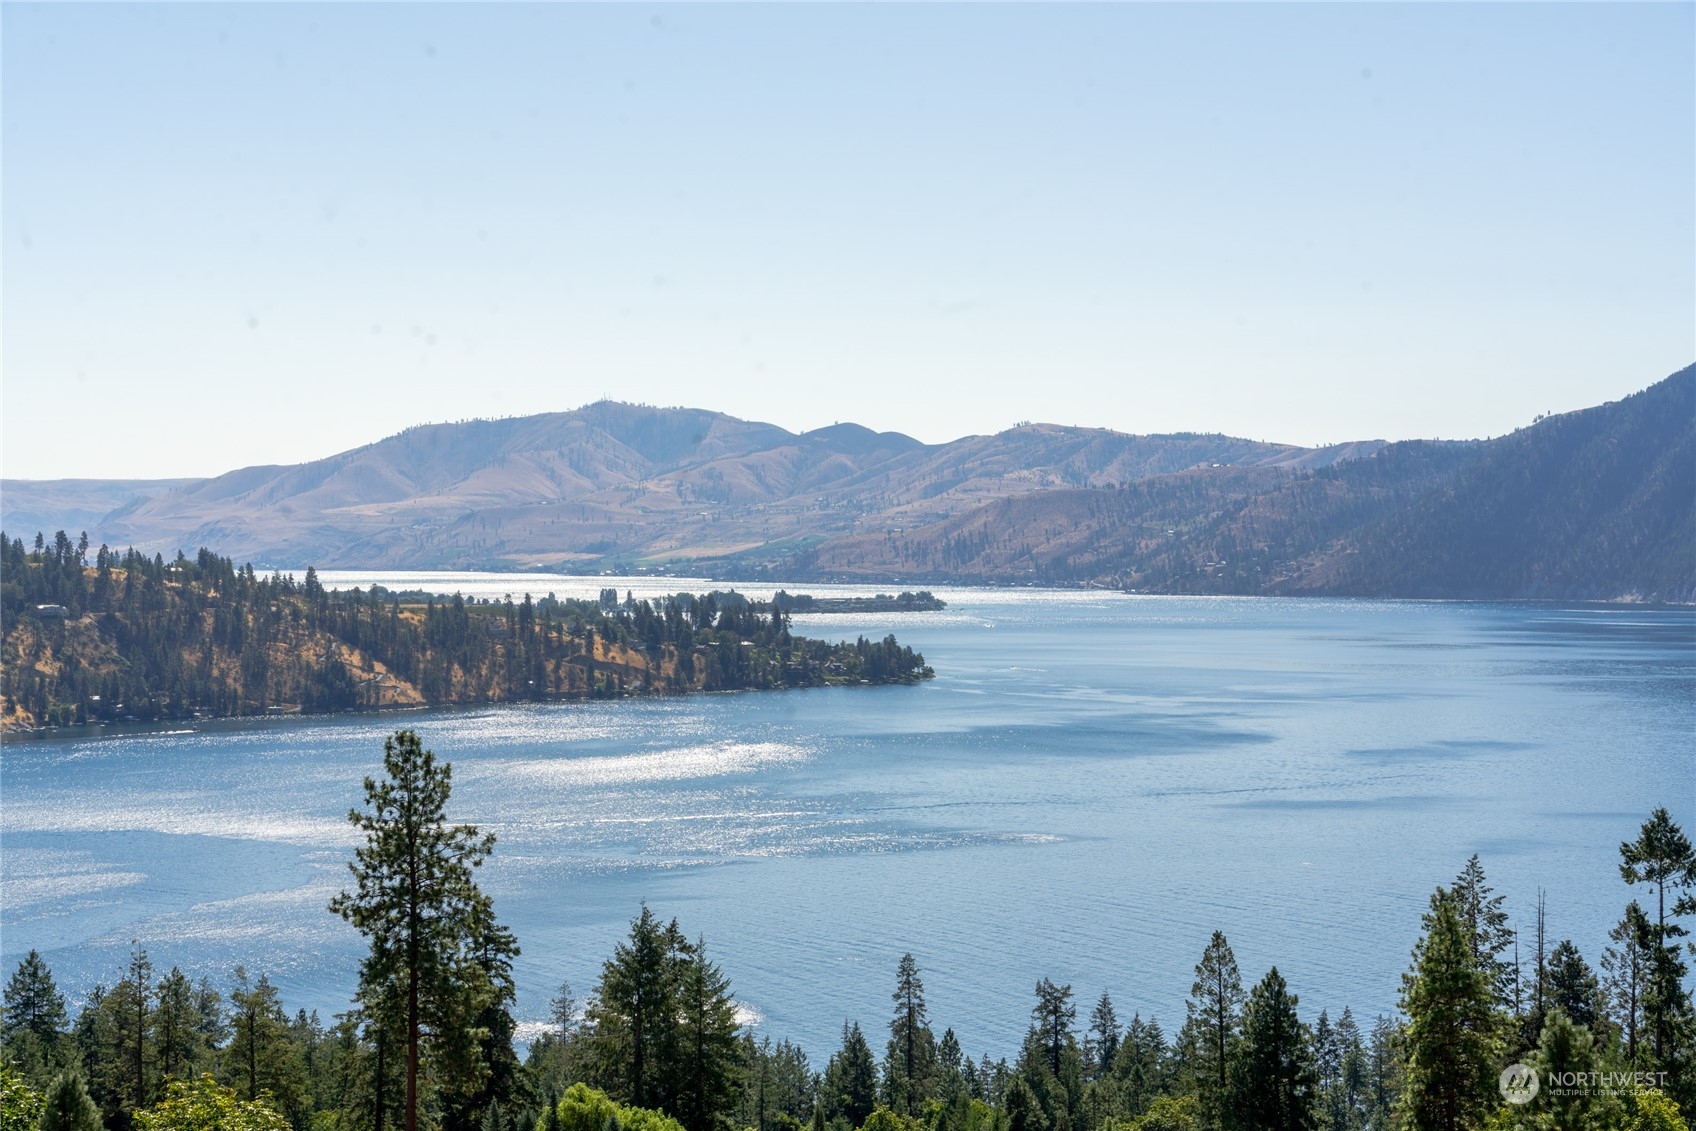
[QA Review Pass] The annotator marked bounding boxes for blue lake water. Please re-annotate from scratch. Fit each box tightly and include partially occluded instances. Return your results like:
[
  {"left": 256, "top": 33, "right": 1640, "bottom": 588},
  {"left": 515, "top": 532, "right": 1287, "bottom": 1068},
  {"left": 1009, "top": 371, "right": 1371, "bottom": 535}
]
[{"left": 2, "top": 586, "right": 1691, "bottom": 1063}]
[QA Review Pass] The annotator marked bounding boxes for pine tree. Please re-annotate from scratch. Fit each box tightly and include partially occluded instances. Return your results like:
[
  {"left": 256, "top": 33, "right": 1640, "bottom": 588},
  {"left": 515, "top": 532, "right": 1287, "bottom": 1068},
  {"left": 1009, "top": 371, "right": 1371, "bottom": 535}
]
[
  {"left": 1113, "top": 1016, "right": 1169, "bottom": 1118},
  {"left": 674, "top": 939, "right": 741, "bottom": 1131},
  {"left": 221, "top": 967, "right": 307, "bottom": 1121},
  {"left": 1312, "top": 1010, "right": 1341, "bottom": 1131},
  {"left": 1448, "top": 855, "right": 1515, "bottom": 1009},
  {"left": 1601, "top": 901, "right": 1653, "bottom": 1066},
  {"left": 824, "top": 1023, "right": 877, "bottom": 1128},
  {"left": 1002, "top": 1076, "right": 1047, "bottom": 1131},
  {"left": 1364, "top": 1016, "right": 1397, "bottom": 1131},
  {"left": 550, "top": 983, "right": 577, "bottom": 1047},
  {"left": 1087, "top": 994, "right": 1119, "bottom": 1080},
  {"left": 885, "top": 955, "right": 935, "bottom": 1116},
  {"left": 330, "top": 730, "right": 514, "bottom": 1131},
  {"left": 1529, "top": 1009, "right": 1618, "bottom": 1131},
  {"left": 1019, "top": 986, "right": 1083, "bottom": 1131},
  {"left": 1180, "top": 931, "right": 1243, "bottom": 1131},
  {"left": 936, "top": 1030, "right": 965, "bottom": 1104},
  {"left": 2, "top": 950, "right": 67, "bottom": 1045},
  {"left": 1618, "top": 808, "right": 1696, "bottom": 1074},
  {"left": 1331, "top": 1008, "right": 1366, "bottom": 1131},
  {"left": 1, "top": 950, "right": 68, "bottom": 1079},
  {"left": 104, "top": 946, "right": 154, "bottom": 1112},
  {"left": 1545, "top": 941, "right": 1604, "bottom": 1036},
  {"left": 443, "top": 894, "right": 524, "bottom": 1131},
  {"left": 37, "top": 1072, "right": 101, "bottom": 1131},
  {"left": 1397, "top": 889, "right": 1499, "bottom": 1131},
  {"left": 586, "top": 905, "right": 683, "bottom": 1111},
  {"left": 153, "top": 968, "right": 205, "bottom": 1084},
  {"left": 1518, "top": 888, "right": 1550, "bottom": 1052},
  {"left": 1031, "top": 981, "right": 1077, "bottom": 1078},
  {"left": 1227, "top": 968, "right": 1316, "bottom": 1131}
]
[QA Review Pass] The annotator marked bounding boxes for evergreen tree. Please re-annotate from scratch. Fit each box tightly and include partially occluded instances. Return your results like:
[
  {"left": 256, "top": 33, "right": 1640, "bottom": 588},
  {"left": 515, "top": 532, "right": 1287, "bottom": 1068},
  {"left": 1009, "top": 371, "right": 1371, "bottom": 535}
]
[
  {"left": 586, "top": 906, "right": 684, "bottom": 1112},
  {"left": 1397, "top": 889, "right": 1499, "bottom": 1131},
  {"left": 1518, "top": 888, "right": 1551, "bottom": 1053},
  {"left": 1364, "top": 1016, "right": 1397, "bottom": 1131},
  {"left": 104, "top": 947, "right": 154, "bottom": 1112},
  {"left": 1545, "top": 941, "right": 1604, "bottom": 1037},
  {"left": 2, "top": 951, "right": 66, "bottom": 1047},
  {"left": 748, "top": 1038, "right": 812, "bottom": 1130},
  {"left": 824, "top": 1023, "right": 877, "bottom": 1128},
  {"left": 1227, "top": 968, "right": 1316, "bottom": 1131},
  {"left": 1031, "top": 981, "right": 1077, "bottom": 1079},
  {"left": 550, "top": 983, "right": 577, "bottom": 1048},
  {"left": 1448, "top": 856, "right": 1516, "bottom": 1009},
  {"left": 1311, "top": 1012, "right": 1338, "bottom": 1129},
  {"left": 152, "top": 968, "right": 205, "bottom": 1084},
  {"left": 936, "top": 1030, "right": 966, "bottom": 1105},
  {"left": 673, "top": 940, "right": 741, "bottom": 1131},
  {"left": 72, "top": 984, "right": 123, "bottom": 1126},
  {"left": 884, "top": 955, "right": 935, "bottom": 1116},
  {"left": 1329, "top": 1008, "right": 1366, "bottom": 1131},
  {"left": 1113, "top": 1016, "right": 1169, "bottom": 1118},
  {"left": 1087, "top": 994, "right": 1119, "bottom": 1081},
  {"left": 221, "top": 967, "right": 308, "bottom": 1121},
  {"left": 1, "top": 951, "right": 68, "bottom": 1081},
  {"left": 37, "top": 1072, "right": 101, "bottom": 1131},
  {"left": 1528, "top": 1009, "right": 1618, "bottom": 1131},
  {"left": 1018, "top": 995, "right": 1083, "bottom": 1131},
  {"left": 1618, "top": 808, "right": 1696, "bottom": 1077},
  {"left": 1601, "top": 902, "right": 1654, "bottom": 1066},
  {"left": 1179, "top": 932, "right": 1242, "bottom": 1131},
  {"left": 330, "top": 730, "right": 516, "bottom": 1131},
  {"left": 1002, "top": 1077, "right": 1047, "bottom": 1131},
  {"left": 443, "top": 895, "right": 524, "bottom": 1131}
]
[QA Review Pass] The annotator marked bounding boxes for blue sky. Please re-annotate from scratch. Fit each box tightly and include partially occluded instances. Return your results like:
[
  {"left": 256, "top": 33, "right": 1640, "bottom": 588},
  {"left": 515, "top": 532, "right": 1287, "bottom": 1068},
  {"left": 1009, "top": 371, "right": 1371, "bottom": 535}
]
[{"left": 4, "top": 3, "right": 1692, "bottom": 479}]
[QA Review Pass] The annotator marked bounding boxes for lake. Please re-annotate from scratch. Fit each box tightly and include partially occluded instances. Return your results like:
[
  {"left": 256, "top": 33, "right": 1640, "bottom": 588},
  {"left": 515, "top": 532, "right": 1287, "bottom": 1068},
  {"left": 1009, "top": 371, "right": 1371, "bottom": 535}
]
[{"left": 2, "top": 581, "right": 1691, "bottom": 1063}]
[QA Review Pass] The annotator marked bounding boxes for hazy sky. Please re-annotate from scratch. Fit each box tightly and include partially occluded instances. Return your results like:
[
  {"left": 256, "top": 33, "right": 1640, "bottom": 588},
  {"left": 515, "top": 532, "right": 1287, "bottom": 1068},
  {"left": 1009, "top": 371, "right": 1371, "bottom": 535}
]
[{"left": 4, "top": 3, "right": 1692, "bottom": 480}]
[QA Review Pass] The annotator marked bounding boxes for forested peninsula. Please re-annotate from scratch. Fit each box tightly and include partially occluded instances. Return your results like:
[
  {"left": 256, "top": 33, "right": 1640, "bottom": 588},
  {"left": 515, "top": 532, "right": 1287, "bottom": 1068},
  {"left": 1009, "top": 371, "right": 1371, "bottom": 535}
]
[{"left": 0, "top": 533, "right": 931, "bottom": 732}]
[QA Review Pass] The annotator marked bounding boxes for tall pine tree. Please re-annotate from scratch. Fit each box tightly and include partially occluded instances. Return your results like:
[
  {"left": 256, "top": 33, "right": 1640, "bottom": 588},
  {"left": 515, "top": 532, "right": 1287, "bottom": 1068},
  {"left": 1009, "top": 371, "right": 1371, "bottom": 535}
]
[
  {"left": 1618, "top": 808, "right": 1696, "bottom": 1081},
  {"left": 330, "top": 730, "right": 517, "bottom": 1131},
  {"left": 1397, "top": 889, "right": 1499, "bottom": 1131},
  {"left": 1227, "top": 968, "right": 1316, "bottom": 1131},
  {"left": 884, "top": 955, "right": 935, "bottom": 1116},
  {"left": 2, "top": 950, "right": 68, "bottom": 1081},
  {"left": 1180, "top": 931, "right": 1243, "bottom": 1131}
]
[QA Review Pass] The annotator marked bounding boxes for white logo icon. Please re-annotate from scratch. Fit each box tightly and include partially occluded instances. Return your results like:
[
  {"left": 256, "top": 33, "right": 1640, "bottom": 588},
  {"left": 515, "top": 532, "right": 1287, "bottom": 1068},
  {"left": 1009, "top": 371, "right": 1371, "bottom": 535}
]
[{"left": 1500, "top": 1063, "right": 1540, "bottom": 1105}]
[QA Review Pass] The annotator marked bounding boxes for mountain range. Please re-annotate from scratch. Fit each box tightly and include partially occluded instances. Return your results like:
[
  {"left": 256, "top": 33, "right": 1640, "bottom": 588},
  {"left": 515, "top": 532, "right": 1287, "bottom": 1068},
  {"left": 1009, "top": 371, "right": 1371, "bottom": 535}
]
[{"left": 4, "top": 366, "right": 1691, "bottom": 601}]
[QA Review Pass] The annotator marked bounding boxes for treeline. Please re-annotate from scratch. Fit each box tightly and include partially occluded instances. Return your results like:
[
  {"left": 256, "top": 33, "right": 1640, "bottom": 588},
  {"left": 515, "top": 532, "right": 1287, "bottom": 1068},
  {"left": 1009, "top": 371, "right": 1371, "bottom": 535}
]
[
  {"left": 2, "top": 732, "right": 1692, "bottom": 1131},
  {"left": 0, "top": 535, "right": 932, "bottom": 729}
]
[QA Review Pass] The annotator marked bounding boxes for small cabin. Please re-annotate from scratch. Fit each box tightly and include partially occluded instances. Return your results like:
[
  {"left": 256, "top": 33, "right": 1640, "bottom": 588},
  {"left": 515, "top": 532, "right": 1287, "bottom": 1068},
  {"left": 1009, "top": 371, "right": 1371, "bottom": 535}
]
[{"left": 35, "top": 604, "right": 68, "bottom": 618}]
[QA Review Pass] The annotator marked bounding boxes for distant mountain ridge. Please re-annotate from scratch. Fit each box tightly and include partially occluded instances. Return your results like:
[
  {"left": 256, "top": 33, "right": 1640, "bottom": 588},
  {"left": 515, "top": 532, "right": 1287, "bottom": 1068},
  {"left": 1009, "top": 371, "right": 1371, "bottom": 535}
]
[
  {"left": 1, "top": 401, "right": 1381, "bottom": 570},
  {"left": 3, "top": 369, "right": 1690, "bottom": 601}
]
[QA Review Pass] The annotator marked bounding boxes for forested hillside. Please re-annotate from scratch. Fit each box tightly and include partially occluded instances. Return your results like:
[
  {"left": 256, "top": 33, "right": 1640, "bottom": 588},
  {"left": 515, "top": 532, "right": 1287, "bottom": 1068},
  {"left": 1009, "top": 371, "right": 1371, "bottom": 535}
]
[
  {"left": 0, "top": 534, "right": 930, "bottom": 731},
  {"left": 1301, "top": 366, "right": 1696, "bottom": 600},
  {"left": 783, "top": 368, "right": 1695, "bottom": 602},
  {"left": 781, "top": 441, "right": 1482, "bottom": 591}
]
